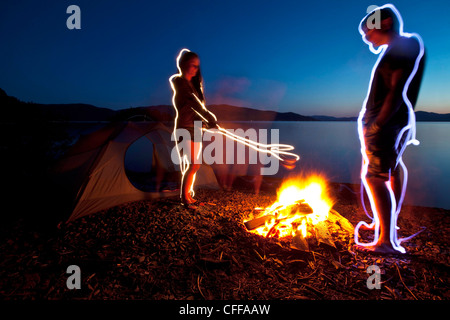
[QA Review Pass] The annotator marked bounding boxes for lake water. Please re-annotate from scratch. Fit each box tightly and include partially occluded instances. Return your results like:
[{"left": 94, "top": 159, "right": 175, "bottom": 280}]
[
  {"left": 249, "top": 121, "right": 450, "bottom": 210},
  {"left": 69, "top": 121, "right": 450, "bottom": 210}
]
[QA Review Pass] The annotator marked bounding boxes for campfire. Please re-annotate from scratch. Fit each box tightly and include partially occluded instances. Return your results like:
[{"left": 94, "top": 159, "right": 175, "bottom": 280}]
[{"left": 244, "top": 174, "right": 354, "bottom": 251}]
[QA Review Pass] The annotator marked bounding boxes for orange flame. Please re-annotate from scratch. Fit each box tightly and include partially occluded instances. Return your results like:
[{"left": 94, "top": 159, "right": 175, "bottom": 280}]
[{"left": 246, "top": 174, "right": 334, "bottom": 239}]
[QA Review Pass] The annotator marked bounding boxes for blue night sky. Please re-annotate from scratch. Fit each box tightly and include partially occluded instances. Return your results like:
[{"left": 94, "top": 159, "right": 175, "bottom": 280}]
[{"left": 0, "top": 0, "right": 449, "bottom": 117}]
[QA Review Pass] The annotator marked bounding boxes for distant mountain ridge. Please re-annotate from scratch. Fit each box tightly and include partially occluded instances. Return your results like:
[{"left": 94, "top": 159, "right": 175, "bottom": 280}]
[
  {"left": 311, "top": 111, "right": 450, "bottom": 122},
  {"left": 0, "top": 88, "right": 448, "bottom": 122},
  {"left": 414, "top": 111, "right": 450, "bottom": 122},
  {"left": 208, "top": 104, "right": 316, "bottom": 121},
  {"left": 311, "top": 115, "right": 358, "bottom": 121},
  {"left": 0, "top": 88, "right": 116, "bottom": 121}
]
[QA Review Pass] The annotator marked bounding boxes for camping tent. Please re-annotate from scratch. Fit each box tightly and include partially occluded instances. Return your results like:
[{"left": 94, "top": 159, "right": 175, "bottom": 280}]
[{"left": 51, "top": 121, "right": 219, "bottom": 221}]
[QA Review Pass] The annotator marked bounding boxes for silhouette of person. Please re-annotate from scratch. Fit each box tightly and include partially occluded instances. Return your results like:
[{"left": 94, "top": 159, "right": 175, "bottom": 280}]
[
  {"left": 169, "top": 49, "right": 218, "bottom": 208},
  {"left": 356, "top": 5, "right": 425, "bottom": 254}
]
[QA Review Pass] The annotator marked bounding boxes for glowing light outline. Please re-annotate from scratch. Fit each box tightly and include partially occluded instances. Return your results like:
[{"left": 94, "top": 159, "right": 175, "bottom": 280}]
[
  {"left": 169, "top": 48, "right": 202, "bottom": 200},
  {"left": 355, "top": 4, "right": 425, "bottom": 253},
  {"left": 170, "top": 49, "right": 300, "bottom": 204}
]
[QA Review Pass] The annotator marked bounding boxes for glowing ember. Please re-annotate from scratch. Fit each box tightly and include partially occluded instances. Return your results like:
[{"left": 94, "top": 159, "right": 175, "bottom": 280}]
[{"left": 245, "top": 175, "right": 334, "bottom": 240}]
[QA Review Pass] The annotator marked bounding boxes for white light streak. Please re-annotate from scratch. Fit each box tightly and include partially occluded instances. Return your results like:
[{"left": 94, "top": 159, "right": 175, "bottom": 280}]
[{"left": 355, "top": 4, "right": 425, "bottom": 253}]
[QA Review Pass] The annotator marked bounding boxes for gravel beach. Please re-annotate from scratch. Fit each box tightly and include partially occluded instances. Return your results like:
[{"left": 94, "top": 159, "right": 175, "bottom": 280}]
[{"left": 1, "top": 178, "right": 448, "bottom": 300}]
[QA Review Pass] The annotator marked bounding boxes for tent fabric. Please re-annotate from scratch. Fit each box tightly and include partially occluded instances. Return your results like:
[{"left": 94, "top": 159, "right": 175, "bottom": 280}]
[{"left": 52, "top": 121, "right": 219, "bottom": 221}]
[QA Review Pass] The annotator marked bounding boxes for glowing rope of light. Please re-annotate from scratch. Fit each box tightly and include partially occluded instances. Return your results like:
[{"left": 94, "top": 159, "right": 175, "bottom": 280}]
[
  {"left": 354, "top": 4, "right": 425, "bottom": 253},
  {"left": 204, "top": 126, "right": 300, "bottom": 162},
  {"left": 193, "top": 94, "right": 300, "bottom": 163}
]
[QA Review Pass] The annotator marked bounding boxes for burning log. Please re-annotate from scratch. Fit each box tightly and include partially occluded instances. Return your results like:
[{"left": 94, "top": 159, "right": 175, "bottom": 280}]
[
  {"left": 291, "top": 202, "right": 313, "bottom": 214},
  {"left": 314, "top": 221, "right": 336, "bottom": 249},
  {"left": 244, "top": 201, "right": 313, "bottom": 231},
  {"left": 328, "top": 209, "right": 354, "bottom": 235},
  {"left": 244, "top": 215, "right": 275, "bottom": 231}
]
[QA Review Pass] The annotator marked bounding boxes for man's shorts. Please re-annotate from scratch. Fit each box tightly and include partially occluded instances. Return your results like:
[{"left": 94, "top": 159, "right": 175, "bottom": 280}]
[{"left": 364, "top": 126, "right": 406, "bottom": 180}]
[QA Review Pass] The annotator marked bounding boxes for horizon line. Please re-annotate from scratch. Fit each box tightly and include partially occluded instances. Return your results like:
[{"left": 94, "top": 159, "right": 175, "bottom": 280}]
[{"left": 1, "top": 88, "right": 448, "bottom": 118}]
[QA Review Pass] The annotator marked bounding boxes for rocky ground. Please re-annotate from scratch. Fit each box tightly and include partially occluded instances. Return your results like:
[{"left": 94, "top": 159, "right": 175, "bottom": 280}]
[{"left": 0, "top": 180, "right": 449, "bottom": 301}]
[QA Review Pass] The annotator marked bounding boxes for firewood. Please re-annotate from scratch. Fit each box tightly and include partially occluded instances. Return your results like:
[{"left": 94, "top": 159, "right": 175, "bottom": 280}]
[
  {"left": 291, "top": 202, "right": 313, "bottom": 214},
  {"left": 314, "top": 221, "right": 336, "bottom": 249},
  {"left": 244, "top": 215, "right": 275, "bottom": 230}
]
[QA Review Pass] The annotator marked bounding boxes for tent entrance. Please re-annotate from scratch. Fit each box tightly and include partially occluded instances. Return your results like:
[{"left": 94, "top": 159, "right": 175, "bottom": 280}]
[{"left": 125, "top": 134, "right": 180, "bottom": 192}]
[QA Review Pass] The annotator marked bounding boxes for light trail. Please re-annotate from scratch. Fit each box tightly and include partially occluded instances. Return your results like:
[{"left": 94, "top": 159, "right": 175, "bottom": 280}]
[{"left": 194, "top": 93, "right": 300, "bottom": 163}]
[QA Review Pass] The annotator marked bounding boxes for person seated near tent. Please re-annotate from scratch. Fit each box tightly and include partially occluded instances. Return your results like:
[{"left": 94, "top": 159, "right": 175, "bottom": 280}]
[{"left": 169, "top": 49, "right": 218, "bottom": 209}]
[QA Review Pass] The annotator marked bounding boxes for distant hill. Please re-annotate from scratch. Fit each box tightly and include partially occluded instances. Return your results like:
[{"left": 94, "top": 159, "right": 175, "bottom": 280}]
[
  {"left": 208, "top": 104, "right": 316, "bottom": 122},
  {"left": 115, "top": 104, "right": 317, "bottom": 122},
  {"left": 311, "top": 115, "right": 358, "bottom": 121},
  {"left": 111, "top": 105, "right": 174, "bottom": 122},
  {"left": 0, "top": 89, "right": 116, "bottom": 121},
  {"left": 1, "top": 88, "right": 448, "bottom": 122},
  {"left": 0, "top": 89, "right": 316, "bottom": 122},
  {"left": 37, "top": 103, "right": 116, "bottom": 121},
  {"left": 311, "top": 111, "right": 450, "bottom": 122},
  {"left": 415, "top": 111, "right": 450, "bottom": 122}
]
